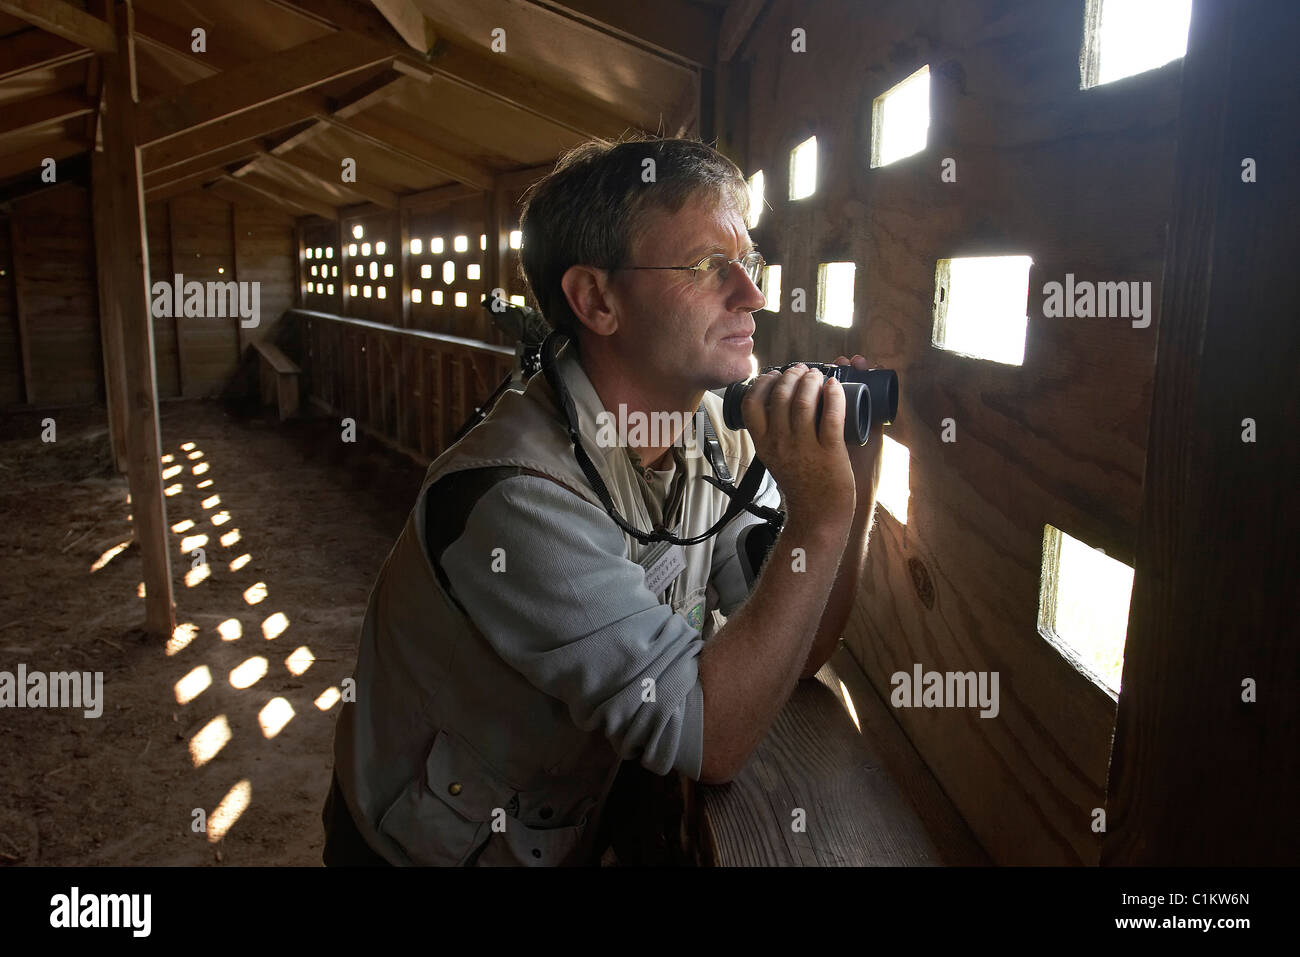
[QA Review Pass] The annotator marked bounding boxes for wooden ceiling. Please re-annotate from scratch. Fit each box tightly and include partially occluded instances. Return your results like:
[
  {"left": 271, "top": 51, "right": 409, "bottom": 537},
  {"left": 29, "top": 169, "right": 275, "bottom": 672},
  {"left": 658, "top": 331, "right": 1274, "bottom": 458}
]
[{"left": 0, "top": 0, "right": 766, "bottom": 217}]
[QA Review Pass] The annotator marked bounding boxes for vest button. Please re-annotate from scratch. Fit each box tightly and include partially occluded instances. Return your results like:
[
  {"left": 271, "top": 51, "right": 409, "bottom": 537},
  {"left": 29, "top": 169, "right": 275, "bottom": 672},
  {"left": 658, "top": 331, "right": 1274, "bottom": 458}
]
[{"left": 447, "top": 782, "right": 462, "bottom": 796}]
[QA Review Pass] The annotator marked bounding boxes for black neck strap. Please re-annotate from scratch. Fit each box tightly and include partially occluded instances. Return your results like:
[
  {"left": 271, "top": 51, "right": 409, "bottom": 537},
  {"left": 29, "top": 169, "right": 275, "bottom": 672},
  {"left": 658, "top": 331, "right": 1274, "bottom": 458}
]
[{"left": 539, "top": 331, "right": 783, "bottom": 546}]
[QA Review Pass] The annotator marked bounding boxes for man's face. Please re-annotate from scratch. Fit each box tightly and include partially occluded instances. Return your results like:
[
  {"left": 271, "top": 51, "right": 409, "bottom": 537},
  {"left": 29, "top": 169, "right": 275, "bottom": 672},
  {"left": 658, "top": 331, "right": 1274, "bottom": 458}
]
[{"left": 603, "top": 193, "right": 765, "bottom": 394}]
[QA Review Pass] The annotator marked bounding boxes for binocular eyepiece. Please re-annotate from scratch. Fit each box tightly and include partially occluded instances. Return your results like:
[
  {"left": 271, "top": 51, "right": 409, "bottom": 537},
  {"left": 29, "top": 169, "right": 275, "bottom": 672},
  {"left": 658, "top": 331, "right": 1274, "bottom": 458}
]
[{"left": 721, "top": 362, "right": 899, "bottom": 445}]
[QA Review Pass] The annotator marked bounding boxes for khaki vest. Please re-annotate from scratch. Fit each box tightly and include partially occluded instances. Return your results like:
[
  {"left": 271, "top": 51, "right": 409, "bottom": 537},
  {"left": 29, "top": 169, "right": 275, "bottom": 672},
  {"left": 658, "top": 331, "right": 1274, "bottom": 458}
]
[{"left": 331, "top": 339, "right": 765, "bottom": 866}]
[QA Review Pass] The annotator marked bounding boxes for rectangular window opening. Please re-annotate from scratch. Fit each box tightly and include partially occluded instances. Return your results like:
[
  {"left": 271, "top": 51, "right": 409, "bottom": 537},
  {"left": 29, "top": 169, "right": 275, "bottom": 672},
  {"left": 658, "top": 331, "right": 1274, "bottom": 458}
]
[
  {"left": 1037, "top": 525, "right": 1133, "bottom": 695},
  {"left": 871, "top": 64, "right": 930, "bottom": 168},
  {"left": 932, "top": 255, "right": 1032, "bottom": 366},
  {"left": 878, "top": 435, "right": 910, "bottom": 525},
  {"left": 816, "top": 261, "right": 856, "bottom": 328},
  {"left": 1081, "top": 0, "right": 1193, "bottom": 89},
  {"left": 789, "top": 136, "right": 817, "bottom": 200},
  {"left": 747, "top": 170, "right": 765, "bottom": 228}
]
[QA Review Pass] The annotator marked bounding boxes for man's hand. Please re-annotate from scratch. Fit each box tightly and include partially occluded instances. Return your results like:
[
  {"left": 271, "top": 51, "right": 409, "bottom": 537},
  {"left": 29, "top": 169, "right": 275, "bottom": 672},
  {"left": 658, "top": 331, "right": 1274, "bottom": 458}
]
[{"left": 740, "top": 363, "right": 856, "bottom": 522}]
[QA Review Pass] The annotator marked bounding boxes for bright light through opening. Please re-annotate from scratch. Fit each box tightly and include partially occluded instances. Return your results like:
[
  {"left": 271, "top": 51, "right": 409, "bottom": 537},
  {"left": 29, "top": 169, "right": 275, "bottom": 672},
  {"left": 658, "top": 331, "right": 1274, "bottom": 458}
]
[
  {"left": 1086, "top": 0, "right": 1193, "bottom": 88},
  {"left": 878, "top": 435, "right": 910, "bottom": 525},
  {"left": 872, "top": 64, "right": 930, "bottom": 168},
  {"left": 1038, "top": 525, "right": 1134, "bottom": 694},
  {"left": 761, "top": 264, "right": 781, "bottom": 312},
  {"left": 932, "top": 256, "right": 1032, "bottom": 366},
  {"left": 789, "top": 136, "right": 817, "bottom": 200},
  {"left": 817, "top": 262, "right": 856, "bottom": 328},
  {"left": 746, "top": 170, "right": 765, "bottom": 228}
]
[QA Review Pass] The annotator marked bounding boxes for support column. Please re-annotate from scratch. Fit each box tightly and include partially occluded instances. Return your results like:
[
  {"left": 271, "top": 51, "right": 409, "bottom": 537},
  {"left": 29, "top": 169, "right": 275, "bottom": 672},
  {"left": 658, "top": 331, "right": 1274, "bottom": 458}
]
[{"left": 99, "top": 0, "right": 175, "bottom": 638}]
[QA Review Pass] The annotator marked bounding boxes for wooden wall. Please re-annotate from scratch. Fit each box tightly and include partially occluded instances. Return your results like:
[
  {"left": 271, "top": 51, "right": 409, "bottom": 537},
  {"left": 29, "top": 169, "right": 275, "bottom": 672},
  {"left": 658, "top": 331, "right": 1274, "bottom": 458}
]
[
  {"left": 5, "top": 187, "right": 102, "bottom": 406},
  {"left": 0, "top": 184, "right": 294, "bottom": 409},
  {"left": 734, "top": 0, "right": 1182, "bottom": 863}
]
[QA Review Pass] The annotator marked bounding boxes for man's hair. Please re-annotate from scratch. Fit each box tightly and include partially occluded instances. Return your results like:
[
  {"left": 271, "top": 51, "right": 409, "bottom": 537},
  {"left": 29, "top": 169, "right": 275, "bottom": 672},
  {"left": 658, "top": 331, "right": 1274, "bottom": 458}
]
[{"left": 517, "top": 135, "right": 750, "bottom": 348}]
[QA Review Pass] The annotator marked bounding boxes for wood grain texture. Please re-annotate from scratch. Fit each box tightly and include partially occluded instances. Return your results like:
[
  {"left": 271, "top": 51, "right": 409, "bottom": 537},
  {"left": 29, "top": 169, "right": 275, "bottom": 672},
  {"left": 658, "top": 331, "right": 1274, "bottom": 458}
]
[
  {"left": 1102, "top": 0, "right": 1300, "bottom": 865},
  {"left": 693, "top": 647, "right": 986, "bottom": 865},
  {"left": 738, "top": 0, "right": 1182, "bottom": 863}
]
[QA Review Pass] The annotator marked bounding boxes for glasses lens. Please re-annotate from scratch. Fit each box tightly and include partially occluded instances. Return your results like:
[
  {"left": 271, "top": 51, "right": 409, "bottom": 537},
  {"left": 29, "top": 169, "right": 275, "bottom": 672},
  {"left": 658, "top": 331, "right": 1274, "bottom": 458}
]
[
  {"left": 743, "top": 252, "right": 763, "bottom": 283},
  {"left": 696, "top": 254, "right": 728, "bottom": 284}
]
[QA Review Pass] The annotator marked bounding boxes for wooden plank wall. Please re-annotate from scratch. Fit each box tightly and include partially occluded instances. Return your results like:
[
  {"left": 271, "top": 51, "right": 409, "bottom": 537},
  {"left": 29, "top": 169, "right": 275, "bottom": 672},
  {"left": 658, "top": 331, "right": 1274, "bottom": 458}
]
[
  {"left": 735, "top": 0, "right": 1182, "bottom": 863},
  {"left": 0, "top": 187, "right": 295, "bottom": 409},
  {"left": 0, "top": 213, "right": 23, "bottom": 406},
  {"left": 7, "top": 187, "right": 102, "bottom": 406}
]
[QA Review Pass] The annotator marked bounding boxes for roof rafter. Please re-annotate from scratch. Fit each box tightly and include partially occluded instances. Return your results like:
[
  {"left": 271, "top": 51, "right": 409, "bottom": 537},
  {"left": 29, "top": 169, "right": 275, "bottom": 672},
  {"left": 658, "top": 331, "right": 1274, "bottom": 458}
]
[{"left": 0, "top": 0, "right": 115, "bottom": 54}]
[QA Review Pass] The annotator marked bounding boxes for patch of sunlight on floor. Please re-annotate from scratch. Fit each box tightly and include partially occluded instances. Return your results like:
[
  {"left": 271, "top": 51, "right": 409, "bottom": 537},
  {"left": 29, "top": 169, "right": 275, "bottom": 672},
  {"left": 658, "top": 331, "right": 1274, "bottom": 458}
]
[
  {"left": 190, "top": 715, "right": 231, "bottom": 767},
  {"left": 261, "top": 612, "right": 289, "bottom": 640},
  {"left": 258, "top": 698, "right": 294, "bottom": 738},
  {"left": 167, "top": 623, "right": 199, "bottom": 657},
  {"left": 174, "top": 665, "right": 211, "bottom": 704},
  {"left": 207, "top": 780, "right": 251, "bottom": 843}
]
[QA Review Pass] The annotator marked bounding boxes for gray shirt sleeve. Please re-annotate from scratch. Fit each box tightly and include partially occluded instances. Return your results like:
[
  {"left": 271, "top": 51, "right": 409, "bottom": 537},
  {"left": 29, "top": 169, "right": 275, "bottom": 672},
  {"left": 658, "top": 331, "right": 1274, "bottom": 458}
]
[
  {"left": 708, "top": 468, "right": 783, "bottom": 617},
  {"left": 440, "top": 475, "right": 705, "bottom": 780}
]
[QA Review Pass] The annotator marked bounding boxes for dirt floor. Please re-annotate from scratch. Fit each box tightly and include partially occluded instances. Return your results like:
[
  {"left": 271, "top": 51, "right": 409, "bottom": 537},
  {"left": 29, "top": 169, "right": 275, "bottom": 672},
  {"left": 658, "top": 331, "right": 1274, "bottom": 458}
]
[{"left": 0, "top": 399, "right": 426, "bottom": 865}]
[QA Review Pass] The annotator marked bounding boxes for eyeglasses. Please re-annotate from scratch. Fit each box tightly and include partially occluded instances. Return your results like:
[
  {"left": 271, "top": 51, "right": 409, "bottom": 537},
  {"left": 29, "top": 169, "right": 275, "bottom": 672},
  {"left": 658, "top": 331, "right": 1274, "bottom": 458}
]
[{"left": 614, "top": 250, "right": 766, "bottom": 289}]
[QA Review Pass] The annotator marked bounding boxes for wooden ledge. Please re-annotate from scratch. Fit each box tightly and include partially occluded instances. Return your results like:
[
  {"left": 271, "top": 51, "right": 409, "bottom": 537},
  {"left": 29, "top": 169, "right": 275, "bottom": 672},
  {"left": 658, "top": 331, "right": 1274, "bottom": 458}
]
[{"left": 683, "top": 645, "right": 990, "bottom": 866}]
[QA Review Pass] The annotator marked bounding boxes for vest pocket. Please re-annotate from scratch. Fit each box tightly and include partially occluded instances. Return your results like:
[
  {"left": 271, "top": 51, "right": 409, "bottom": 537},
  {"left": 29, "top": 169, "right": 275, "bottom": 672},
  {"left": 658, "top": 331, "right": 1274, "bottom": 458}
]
[
  {"left": 376, "top": 728, "right": 512, "bottom": 866},
  {"left": 377, "top": 728, "right": 594, "bottom": 867}
]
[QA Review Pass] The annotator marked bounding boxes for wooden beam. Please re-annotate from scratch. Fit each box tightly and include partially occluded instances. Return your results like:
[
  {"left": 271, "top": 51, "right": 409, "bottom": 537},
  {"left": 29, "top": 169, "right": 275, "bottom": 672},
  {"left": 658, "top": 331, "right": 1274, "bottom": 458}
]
[
  {"left": 0, "top": 28, "right": 92, "bottom": 82},
  {"left": 0, "top": 140, "right": 88, "bottom": 183},
  {"left": 397, "top": 181, "right": 479, "bottom": 211},
  {"left": 263, "top": 0, "right": 636, "bottom": 137},
  {"left": 0, "top": 91, "right": 96, "bottom": 139},
  {"left": 325, "top": 114, "right": 496, "bottom": 191},
  {"left": 424, "top": 40, "right": 637, "bottom": 139},
  {"left": 256, "top": 151, "right": 400, "bottom": 208},
  {"left": 717, "top": 0, "right": 766, "bottom": 63},
  {"left": 0, "top": 0, "right": 115, "bottom": 54},
  {"left": 132, "top": 11, "right": 255, "bottom": 77},
  {"left": 212, "top": 172, "right": 338, "bottom": 221},
  {"left": 532, "top": 0, "right": 719, "bottom": 68},
  {"left": 98, "top": 0, "right": 175, "bottom": 637},
  {"left": 142, "top": 141, "right": 264, "bottom": 191},
  {"left": 369, "top": 0, "right": 435, "bottom": 53},
  {"left": 142, "top": 93, "right": 330, "bottom": 174},
  {"left": 138, "top": 30, "right": 395, "bottom": 146}
]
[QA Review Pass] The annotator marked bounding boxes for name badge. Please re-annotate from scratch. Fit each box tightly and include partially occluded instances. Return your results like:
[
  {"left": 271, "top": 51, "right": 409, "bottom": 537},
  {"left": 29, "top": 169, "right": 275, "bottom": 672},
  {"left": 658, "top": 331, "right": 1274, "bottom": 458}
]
[{"left": 639, "top": 540, "right": 686, "bottom": 596}]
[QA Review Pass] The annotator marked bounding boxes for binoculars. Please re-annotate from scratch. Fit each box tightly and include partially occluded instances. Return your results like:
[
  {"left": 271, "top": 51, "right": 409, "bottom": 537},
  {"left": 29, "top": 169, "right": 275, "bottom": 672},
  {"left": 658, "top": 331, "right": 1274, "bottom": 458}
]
[{"left": 720, "top": 362, "right": 899, "bottom": 445}]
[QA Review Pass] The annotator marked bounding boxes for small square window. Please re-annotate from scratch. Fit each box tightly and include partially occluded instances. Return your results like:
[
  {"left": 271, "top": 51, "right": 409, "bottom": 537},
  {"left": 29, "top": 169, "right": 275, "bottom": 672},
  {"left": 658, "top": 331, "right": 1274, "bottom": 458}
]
[
  {"left": 355, "top": 264, "right": 364, "bottom": 277},
  {"left": 509, "top": 294, "right": 526, "bottom": 306},
  {"left": 509, "top": 230, "right": 522, "bottom": 250},
  {"left": 420, "top": 264, "right": 432, "bottom": 280},
  {"left": 351, "top": 224, "right": 364, "bottom": 239},
  {"left": 932, "top": 255, "right": 1032, "bottom": 366},
  {"left": 361, "top": 242, "right": 371, "bottom": 256},
  {"left": 362, "top": 285, "right": 372, "bottom": 298},
  {"left": 443, "top": 261, "right": 455, "bottom": 284},
  {"left": 347, "top": 243, "right": 357, "bottom": 257},
  {"left": 454, "top": 235, "right": 468, "bottom": 253},
  {"left": 431, "top": 291, "right": 443, "bottom": 305},
  {"left": 467, "top": 264, "right": 480, "bottom": 281},
  {"left": 431, "top": 237, "right": 444, "bottom": 254},
  {"left": 410, "top": 238, "right": 423, "bottom": 255},
  {"left": 375, "top": 241, "right": 387, "bottom": 255},
  {"left": 411, "top": 289, "right": 422, "bottom": 304},
  {"left": 349, "top": 284, "right": 358, "bottom": 297},
  {"left": 377, "top": 286, "right": 387, "bottom": 299},
  {"left": 326, "top": 283, "right": 334, "bottom": 295},
  {"left": 384, "top": 263, "right": 394, "bottom": 278},
  {"left": 455, "top": 291, "right": 468, "bottom": 308}
]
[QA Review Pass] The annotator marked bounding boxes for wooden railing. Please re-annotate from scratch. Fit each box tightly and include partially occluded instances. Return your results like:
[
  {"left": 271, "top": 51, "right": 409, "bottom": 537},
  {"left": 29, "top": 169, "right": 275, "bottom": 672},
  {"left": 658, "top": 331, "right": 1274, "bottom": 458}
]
[{"left": 290, "top": 309, "right": 517, "bottom": 465}]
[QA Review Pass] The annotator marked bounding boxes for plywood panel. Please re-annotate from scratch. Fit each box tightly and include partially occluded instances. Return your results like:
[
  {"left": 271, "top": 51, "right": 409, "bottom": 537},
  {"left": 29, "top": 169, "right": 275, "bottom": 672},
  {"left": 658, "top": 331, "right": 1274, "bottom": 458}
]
[{"left": 740, "top": 0, "right": 1181, "bottom": 864}]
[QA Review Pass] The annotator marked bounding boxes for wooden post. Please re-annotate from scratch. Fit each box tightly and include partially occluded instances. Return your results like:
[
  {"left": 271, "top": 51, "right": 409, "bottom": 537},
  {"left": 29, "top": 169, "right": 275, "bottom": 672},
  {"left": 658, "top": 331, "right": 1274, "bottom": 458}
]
[
  {"left": 1102, "top": 0, "right": 1300, "bottom": 865},
  {"left": 99, "top": 0, "right": 175, "bottom": 638},
  {"left": 7, "top": 216, "right": 36, "bottom": 405},
  {"left": 91, "top": 147, "right": 129, "bottom": 473}
]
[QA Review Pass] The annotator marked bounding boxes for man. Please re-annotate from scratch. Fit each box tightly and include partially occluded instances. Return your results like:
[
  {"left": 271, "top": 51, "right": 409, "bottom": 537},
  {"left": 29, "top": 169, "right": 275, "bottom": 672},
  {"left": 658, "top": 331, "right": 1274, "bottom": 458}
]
[{"left": 322, "top": 136, "right": 883, "bottom": 866}]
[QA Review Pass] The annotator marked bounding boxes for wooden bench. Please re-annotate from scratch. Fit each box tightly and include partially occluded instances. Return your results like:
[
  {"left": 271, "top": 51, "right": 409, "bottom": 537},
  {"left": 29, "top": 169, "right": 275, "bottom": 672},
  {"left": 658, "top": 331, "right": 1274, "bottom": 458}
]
[
  {"left": 252, "top": 339, "right": 301, "bottom": 421},
  {"left": 680, "top": 645, "right": 990, "bottom": 866}
]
